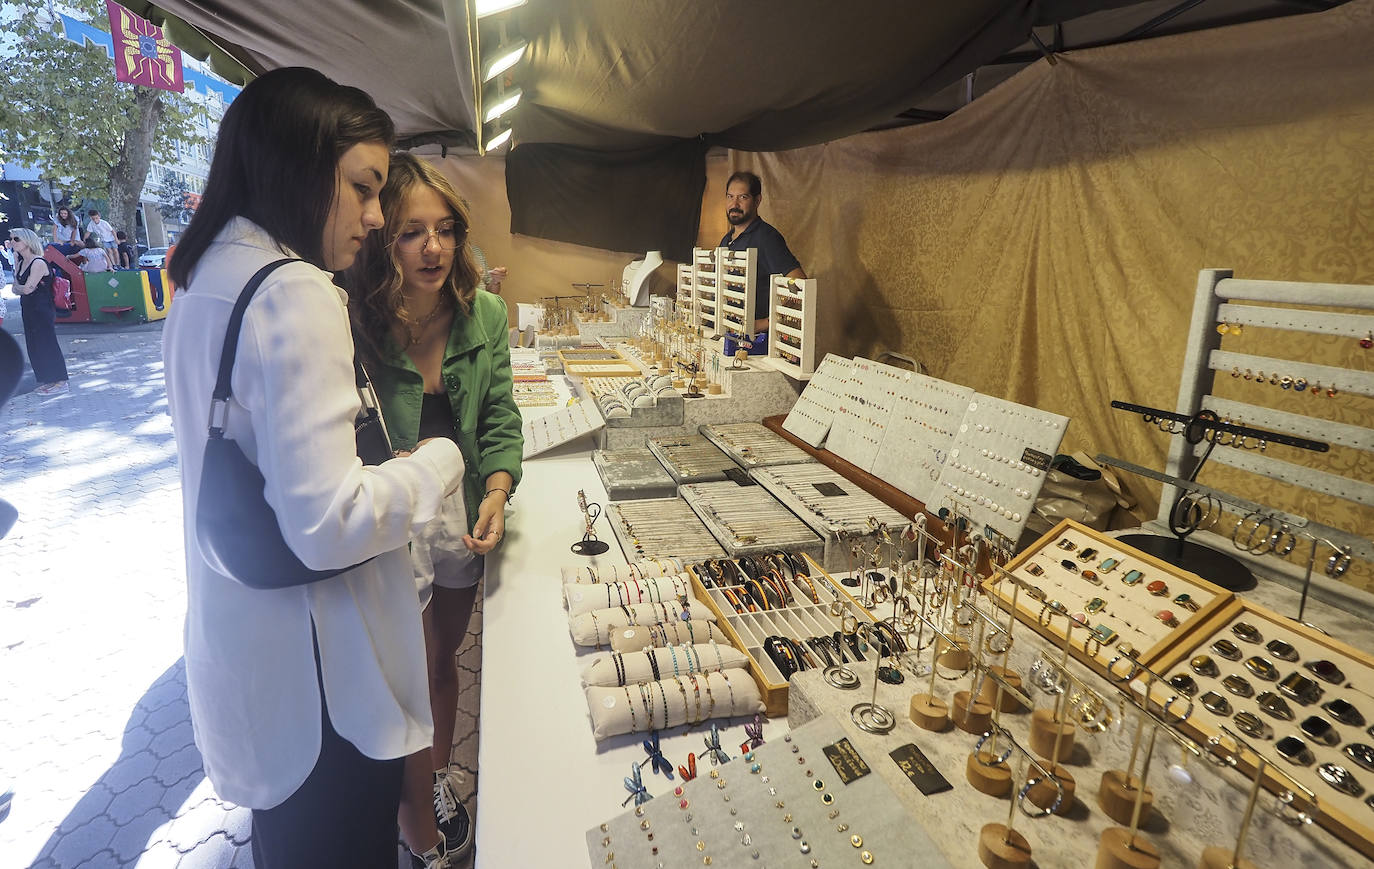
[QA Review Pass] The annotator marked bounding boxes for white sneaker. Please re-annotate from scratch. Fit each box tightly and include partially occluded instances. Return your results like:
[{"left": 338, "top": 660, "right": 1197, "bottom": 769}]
[{"left": 410, "top": 839, "right": 454, "bottom": 869}]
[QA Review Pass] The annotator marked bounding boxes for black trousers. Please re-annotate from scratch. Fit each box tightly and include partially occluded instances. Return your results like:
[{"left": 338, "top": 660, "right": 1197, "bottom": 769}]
[
  {"left": 20, "top": 289, "right": 67, "bottom": 385},
  {"left": 250, "top": 698, "right": 405, "bottom": 868}
]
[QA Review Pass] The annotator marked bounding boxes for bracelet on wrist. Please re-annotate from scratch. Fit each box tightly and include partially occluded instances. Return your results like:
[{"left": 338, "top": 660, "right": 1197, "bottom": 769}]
[{"left": 484, "top": 487, "right": 511, "bottom": 503}]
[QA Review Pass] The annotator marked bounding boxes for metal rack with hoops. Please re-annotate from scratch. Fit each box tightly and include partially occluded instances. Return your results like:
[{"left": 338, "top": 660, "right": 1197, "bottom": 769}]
[
  {"left": 765, "top": 274, "right": 817, "bottom": 378},
  {"left": 1106, "top": 269, "right": 1374, "bottom": 603},
  {"left": 691, "top": 246, "right": 721, "bottom": 337},
  {"left": 716, "top": 247, "right": 756, "bottom": 339}
]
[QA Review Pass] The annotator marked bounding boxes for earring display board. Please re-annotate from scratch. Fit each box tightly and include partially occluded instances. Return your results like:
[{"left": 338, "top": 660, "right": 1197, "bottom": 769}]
[
  {"left": 824, "top": 357, "right": 903, "bottom": 473},
  {"left": 679, "top": 481, "right": 824, "bottom": 561},
  {"left": 931, "top": 392, "right": 1070, "bottom": 543},
  {"left": 607, "top": 498, "right": 728, "bottom": 563},
  {"left": 869, "top": 372, "right": 975, "bottom": 508},
  {"left": 766, "top": 275, "right": 817, "bottom": 377},
  {"left": 697, "top": 422, "right": 817, "bottom": 469},
  {"left": 593, "top": 448, "right": 679, "bottom": 501},
  {"left": 781, "top": 353, "right": 853, "bottom": 449},
  {"left": 690, "top": 552, "right": 878, "bottom": 715},
  {"left": 717, "top": 247, "right": 757, "bottom": 338},
  {"left": 982, "top": 519, "right": 1233, "bottom": 679},
  {"left": 676, "top": 262, "right": 695, "bottom": 322},
  {"left": 522, "top": 399, "right": 606, "bottom": 459},
  {"left": 749, "top": 464, "right": 909, "bottom": 539},
  {"left": 647, "top": 434, "right": 741, "bottom": 484},
  {"left": 693, "top": 247, "right": 721, "bottom": 337},
  {"left": 1146, "top": 597, "right": 1374, "bottom": 860},
  {"left": 585, "top": 715, "right": 948, "bottom": 869}
]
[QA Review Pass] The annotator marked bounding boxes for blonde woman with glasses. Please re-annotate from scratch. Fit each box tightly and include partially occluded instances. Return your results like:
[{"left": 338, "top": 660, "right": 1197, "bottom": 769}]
[{"left": 9, "top": 228, "right": 68, "bottom": 394}]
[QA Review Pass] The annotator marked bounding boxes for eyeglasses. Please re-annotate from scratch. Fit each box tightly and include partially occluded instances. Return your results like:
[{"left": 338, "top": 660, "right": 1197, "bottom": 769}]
[{"left": 390, "top": 221, "right": 467, "bottom": 253}]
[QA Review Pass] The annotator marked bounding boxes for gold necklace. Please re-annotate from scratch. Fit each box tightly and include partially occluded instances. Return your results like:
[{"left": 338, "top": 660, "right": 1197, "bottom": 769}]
[{"left": 400, "top": 294, "right": 449, "bottom": 348}]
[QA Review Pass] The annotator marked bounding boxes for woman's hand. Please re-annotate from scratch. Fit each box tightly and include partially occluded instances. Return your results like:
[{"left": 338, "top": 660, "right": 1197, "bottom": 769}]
[{"left": 463, "top": 489, "right": 507, "bottom": 554}]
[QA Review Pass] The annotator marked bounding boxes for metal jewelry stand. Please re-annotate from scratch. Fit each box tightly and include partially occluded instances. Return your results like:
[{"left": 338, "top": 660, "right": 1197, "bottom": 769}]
[{"left": 571, "top": 489, "right": 610, "bottom": 555}]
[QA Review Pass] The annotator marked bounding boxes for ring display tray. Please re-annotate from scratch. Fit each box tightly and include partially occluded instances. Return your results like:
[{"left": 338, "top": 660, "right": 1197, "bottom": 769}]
[
  {"left": 593, "top": 447, "right": 679, "bottom": 501},
  {"left": 607, "top": 498, "right": 727, "bottom": 562},
  {"left": 679, "top": 481, "right": 824, "bottom": 560},
  {"left": 585, "top": 715, "right": 946, "bottom": 869},
  {"left": 750, "top": 464, "right": 909, "bottom": 538},
  {"left": 869, "top": 371, "right": 974, "bottom": 508},
  {"left": 780, "top": 353, "right": 852, "bottom": 449},
  {"left": 932, "top": 392, "right": 1070, "bottom": 543},
  {"left": 691, "top": 552, "right": 878, "bottom": 716},
  {"left": 647, "top": 434, "right": 740, "bottom": 484},
  {"left": 823, "top": 357, "right": 903, "bottom": 472},
  {"left": 1145, "top": 597, "right": 1374, "bottom": 861},
  {"left": 698, "top": 422, "right": 817, "bottom": 469},
  {"left": 981, "top": 519, "right": 1233, "bottom": 679}
]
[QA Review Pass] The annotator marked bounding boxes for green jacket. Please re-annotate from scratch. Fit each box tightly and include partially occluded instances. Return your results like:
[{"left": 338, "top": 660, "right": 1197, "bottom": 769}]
[{"left": 366, "top": 290, "right": 524, "bottom": 529}]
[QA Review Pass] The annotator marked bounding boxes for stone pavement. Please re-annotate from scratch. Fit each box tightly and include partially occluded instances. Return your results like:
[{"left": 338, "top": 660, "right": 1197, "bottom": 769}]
[{"left": 0, "top": 292, "right": 483, "bottom": 869}]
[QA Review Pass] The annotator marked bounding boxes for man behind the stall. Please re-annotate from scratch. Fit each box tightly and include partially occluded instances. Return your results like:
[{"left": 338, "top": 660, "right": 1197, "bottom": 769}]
[{"left": 718, "top": 170, "right": 806, "bottom": 336}]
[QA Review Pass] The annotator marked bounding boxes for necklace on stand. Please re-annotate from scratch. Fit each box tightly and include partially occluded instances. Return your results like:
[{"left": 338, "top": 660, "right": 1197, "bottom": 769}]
[{"left": 400, "top": 293, "right": 450, "bottom": 348}]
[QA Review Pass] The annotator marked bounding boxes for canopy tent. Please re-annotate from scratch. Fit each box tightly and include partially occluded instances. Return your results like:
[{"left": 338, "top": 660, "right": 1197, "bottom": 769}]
[{"left": 122, "top": 0, "right": 1350, "bottom": 256}]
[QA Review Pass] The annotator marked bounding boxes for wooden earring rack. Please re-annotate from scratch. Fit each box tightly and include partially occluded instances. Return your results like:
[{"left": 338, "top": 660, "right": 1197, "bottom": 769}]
[
  {"left": 717, "top": 247, "right": 756, "bottom": 339},
  {"left": 692, "top": 246, "right": 721, "bottom": 337},
  {"left": 675, "top": 262, "right": 695, "bottom": 323}
]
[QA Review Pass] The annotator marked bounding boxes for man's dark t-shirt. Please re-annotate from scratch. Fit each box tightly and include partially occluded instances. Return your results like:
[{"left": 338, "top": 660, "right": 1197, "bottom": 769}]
[
  {"left": 718, "top": 218, "right": 801, "bottom": 323},
  {"left": 117, "top": 242, "right": 136, "bottom": 269}
]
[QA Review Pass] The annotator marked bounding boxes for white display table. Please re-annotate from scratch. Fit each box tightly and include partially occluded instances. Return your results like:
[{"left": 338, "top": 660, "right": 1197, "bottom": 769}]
[{"left": 475, "top": 379, "right": 781, "bottom": 869}]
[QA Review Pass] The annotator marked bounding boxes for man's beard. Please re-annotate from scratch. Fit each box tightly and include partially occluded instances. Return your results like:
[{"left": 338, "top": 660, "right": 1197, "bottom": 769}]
[{"left": 727, "top": 209, "right": 749, "bottom": 226}]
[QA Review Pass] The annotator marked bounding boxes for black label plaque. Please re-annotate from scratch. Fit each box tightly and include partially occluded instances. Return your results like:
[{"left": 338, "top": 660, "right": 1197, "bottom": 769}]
[
  {"left": 889, "top": 744, "right": 952, "bottom": 796},
  {"left": 1020, "top": 448, "right": 1053, "bottom": 472},
  {"left": 822, "top": 738, "right": 871, "bottom": 784},
  {"left": 811, "top": 481, "right": 847, "bottom": 497}
]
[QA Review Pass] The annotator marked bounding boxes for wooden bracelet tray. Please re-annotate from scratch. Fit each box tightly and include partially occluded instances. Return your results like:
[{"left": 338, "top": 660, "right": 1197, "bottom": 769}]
[
  {"left": 980, "top": 519, "right": 1234, "bottom": 681},
  {"left": 1144, "top": 597, "right": 1374, "bottom": 861},
  {"left": 689, "top": 552, "right": 878, "bottom": 716}
]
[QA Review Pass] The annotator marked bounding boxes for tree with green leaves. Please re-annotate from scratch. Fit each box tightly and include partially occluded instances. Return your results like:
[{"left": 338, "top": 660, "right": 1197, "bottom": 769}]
[
  {"left": 155, "top": 168, "right": 194, "bottom": 224},
  {"left": 0, "top": 0, "right": 207, "bottom": 242}
]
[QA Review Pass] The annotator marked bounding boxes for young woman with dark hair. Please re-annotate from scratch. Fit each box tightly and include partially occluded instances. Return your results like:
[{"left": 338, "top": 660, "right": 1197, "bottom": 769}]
[
  {"left": 52, "top": 207, "right": 81, "bottom": 254},
  {"left": 162, "top": 68, "right": 466, "bottom": 869},
  {"left": 343, "top": 153, "right": 522, "bottom": 869}
]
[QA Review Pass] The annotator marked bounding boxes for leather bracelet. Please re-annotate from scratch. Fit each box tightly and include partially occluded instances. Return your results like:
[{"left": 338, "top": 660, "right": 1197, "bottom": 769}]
[{"left": 484, "top": 487, "right": 511, "bottom": 503}]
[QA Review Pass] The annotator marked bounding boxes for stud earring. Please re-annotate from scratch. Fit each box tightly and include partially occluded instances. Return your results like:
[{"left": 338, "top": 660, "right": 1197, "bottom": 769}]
[{"left": 1361, "top": 332, "right": 1372, "bottom": 349}]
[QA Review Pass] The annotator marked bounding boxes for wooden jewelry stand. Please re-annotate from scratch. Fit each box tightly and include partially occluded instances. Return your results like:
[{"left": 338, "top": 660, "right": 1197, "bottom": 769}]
[
  {"left": 717, "top": 247, "right": 756, "bottom": 340},
  {"left": 691, "top": 247, "right": 721, "bottom": 337},
  {"left": 976, "top": 729, "right": 1063, "bottom": 869}
]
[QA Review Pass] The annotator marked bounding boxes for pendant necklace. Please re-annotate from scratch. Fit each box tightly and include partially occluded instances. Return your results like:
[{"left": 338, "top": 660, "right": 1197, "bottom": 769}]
[{"left": 401, "top": 294, "right": 449, "bottom": 348}]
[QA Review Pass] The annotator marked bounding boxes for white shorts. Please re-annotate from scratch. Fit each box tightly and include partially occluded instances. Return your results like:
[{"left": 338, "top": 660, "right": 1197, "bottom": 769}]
[{"left": 413, "top": 486, "right": 483, "bottom": 609}]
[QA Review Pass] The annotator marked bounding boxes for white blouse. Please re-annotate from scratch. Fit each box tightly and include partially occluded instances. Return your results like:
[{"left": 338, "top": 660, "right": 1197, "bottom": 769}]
[{"left": 163, "top": 218, "right": 463, "bottom": 809}]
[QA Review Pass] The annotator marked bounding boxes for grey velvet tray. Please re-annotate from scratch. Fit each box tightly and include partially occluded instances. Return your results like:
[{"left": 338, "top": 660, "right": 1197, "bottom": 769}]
[
  {"left": 585, "top": 714, "right": 950, "bottom": 869},
  {"left": 593, "top": 447, "right": 679, "bottom": 501}
]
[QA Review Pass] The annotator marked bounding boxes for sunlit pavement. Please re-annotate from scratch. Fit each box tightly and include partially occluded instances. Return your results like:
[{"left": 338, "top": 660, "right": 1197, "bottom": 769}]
[{"left": 0, "top": 302, "right": 253, "bottom": 868}]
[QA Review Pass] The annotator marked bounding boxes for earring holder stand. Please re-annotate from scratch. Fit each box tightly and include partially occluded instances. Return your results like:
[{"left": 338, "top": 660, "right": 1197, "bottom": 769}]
[
  {"left": 1198, "top": 725, "right": 1318, "bottom": 869},
  {"left": 976, "top": 726, "right": 1063, "bottom": 869},
  {"left": 691, "top": 247, "right": 720, "bottom": 337},
  {"left": 764, "top": 274, "right": 817, "bottom": 378},
  {"left": 910, "top": 606, "right": 963, "bottom": 733},
  {"left": 717, "top": 247, "right": 756, "bottom": 342},
  {"left": 850, "top": 622, "right": 897, "bottom": 734},
  {"left": 1099, "top": 658, "right": 1197, "bottom": 827}
]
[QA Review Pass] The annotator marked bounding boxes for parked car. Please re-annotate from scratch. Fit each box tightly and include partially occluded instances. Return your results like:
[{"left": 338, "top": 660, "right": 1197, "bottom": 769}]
[{"left": 139, "top": 247, "right": 170, "bottom": 268}]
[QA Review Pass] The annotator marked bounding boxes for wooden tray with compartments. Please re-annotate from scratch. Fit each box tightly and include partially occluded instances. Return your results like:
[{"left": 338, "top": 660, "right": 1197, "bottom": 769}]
[
  {"left": 689, "top": 552, "right": 877, "bottom": 715},
  {"left": 1143, "top": 597, "right": 1374, "bottom": 861},
  {"left": 980, "top": 519, "right": 1234, "bottom": 680}
]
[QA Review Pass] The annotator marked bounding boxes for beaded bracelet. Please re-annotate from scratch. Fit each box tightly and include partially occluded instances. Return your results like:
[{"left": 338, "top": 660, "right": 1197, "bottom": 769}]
[
  {"left": 624, "top": 685, "right": 638, "bottom": 732},
  {"left": 720, "top": 670, "right": 738, "bottom": 715},
  {"left": 648, "top": 650, "right": 661, "bottom": 681}
]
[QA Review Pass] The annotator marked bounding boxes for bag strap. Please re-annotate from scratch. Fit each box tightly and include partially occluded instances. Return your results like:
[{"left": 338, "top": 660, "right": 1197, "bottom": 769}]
[{"left": 208, "top": 258, "right": 300, "bottom": 437}]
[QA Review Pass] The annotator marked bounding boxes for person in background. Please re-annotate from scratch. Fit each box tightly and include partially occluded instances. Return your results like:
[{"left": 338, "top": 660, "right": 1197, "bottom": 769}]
[
  {"left": 8, "top": 228, "right": 69, "bottom": 394},
  {"left": 718, "top": 170, "right": 805, "bottom": 337},
  {"left": 344, "top": 153, "right": 523, "bottom": 869},
  {"left": 85, "top": 209, "right": 119, "bottom": 266},
  {"left": 469, "top": 243, "right": 506, "bottom": 296},
  {"left": 116, "top": 231, "right": 137, "bottom": 269},
  {"left": 162, "top": 67, "right": 465, "bottom": 869},
  {"left": 1, "top": 236, "right": 15, "bottom": 285},
  {"left": 52, "top": 207, "right": 81, "bottom": 255},
  {"left": 74, "top": 234, "right": 112, "bottom": 273}
]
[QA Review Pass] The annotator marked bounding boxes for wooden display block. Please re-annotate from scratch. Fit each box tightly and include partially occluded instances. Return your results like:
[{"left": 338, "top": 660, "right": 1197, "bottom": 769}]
[
  {"left": 980, "top": 519, "right": 1233, "bottom": 681},
  {"left": 689, "top": 552, "right": 878, "bottom": 716},
  {"left": 1142, "top": 597, "right": 1374, "bottom": 861}
]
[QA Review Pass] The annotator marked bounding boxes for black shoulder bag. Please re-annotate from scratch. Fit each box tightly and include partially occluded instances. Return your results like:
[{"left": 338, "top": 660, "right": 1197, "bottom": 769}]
[{"left": 195, "top": 258, "right": 394, "bottom": 589}]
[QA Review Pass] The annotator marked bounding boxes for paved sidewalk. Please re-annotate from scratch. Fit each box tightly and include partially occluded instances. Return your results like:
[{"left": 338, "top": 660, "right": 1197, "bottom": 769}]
[{"left": 0, "top": 295, "right": 483, "bottom": 869}]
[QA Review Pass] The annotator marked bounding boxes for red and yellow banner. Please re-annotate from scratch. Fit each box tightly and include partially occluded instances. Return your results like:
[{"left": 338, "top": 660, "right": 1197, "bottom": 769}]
[{"left": 106, "top": 1, "right": 184, "bottom": 93}]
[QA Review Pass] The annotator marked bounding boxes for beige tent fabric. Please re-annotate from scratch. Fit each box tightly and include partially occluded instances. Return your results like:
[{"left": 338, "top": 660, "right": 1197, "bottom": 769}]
[{"left": 729, "top": 2, "right": 1374, "bottom": 591}]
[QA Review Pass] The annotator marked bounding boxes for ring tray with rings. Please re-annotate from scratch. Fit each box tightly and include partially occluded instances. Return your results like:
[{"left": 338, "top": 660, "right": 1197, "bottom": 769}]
[
  {"left": 981, "top": 518, "right": 1234, "bottom": 681},
  {"left": 688, "top": 552, "right": 881, "bottom": 715},
  {"left": 1143, "top": 596, "right": 1374, "bottom": 861}
]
